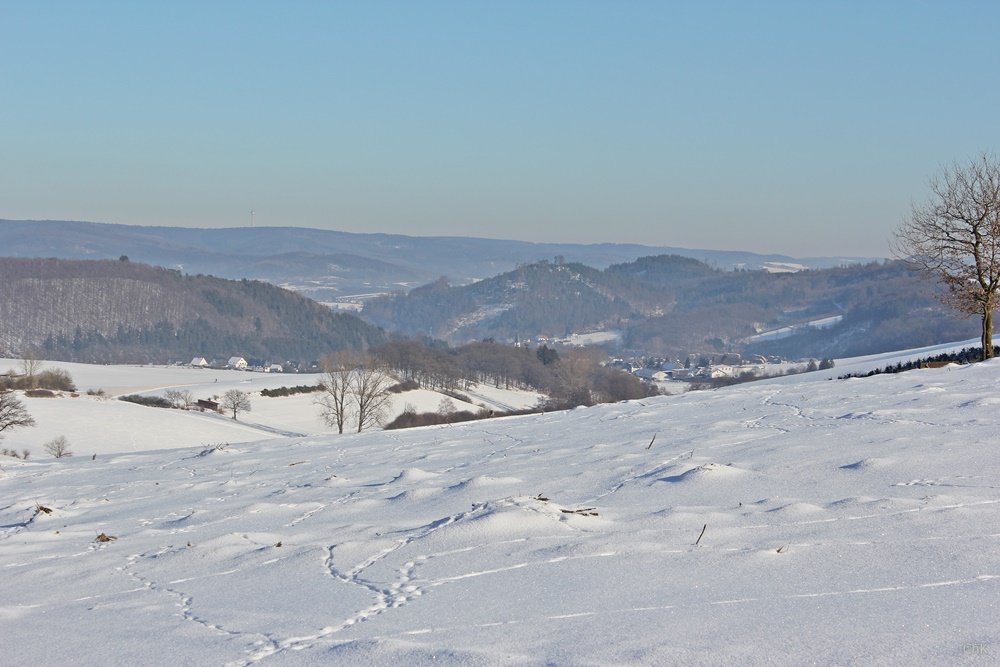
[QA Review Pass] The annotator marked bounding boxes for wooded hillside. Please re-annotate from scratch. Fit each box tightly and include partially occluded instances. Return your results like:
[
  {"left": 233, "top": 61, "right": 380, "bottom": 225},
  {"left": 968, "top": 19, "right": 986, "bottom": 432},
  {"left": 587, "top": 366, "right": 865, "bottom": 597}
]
[
  {"left": 362, "top": 256, "right": 978, "bottom": 359},
  {"left": 0, "top": 258, "right": 386, "bottom": 363}
]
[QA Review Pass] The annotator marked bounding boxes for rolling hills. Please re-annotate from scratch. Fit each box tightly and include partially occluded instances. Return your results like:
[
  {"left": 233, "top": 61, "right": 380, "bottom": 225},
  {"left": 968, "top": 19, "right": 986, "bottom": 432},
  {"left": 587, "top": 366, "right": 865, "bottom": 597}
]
[
  {"left": 0, "top": 218, "right": 873, "bottom": 299},
  {"left": 362, "top": 255, "right": 978, "bottom": 359},
  {"left": 0, "top": 219, "right": 977, "bottom": 362}
]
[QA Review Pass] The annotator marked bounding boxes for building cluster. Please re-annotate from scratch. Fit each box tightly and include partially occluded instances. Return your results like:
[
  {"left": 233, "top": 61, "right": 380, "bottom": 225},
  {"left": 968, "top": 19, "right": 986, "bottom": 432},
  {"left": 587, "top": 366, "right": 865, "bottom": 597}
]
[
  {"left": 188, "top": 356, "right": 284, "bottom": 373},
  {"left": 610, "top": 352, "right": 796, "bottom": 383}
]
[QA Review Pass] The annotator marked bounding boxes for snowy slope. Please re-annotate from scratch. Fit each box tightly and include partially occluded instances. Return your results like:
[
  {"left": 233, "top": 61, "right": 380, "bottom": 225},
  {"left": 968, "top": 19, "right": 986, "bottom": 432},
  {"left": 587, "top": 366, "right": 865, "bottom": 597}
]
[
  {"left": 0, "top": 359, "right": 287, "bottom": 396},
  {"left": 0, "top": 360, "right": 544, "bottom": 456},
  {"left": 2, "top": 354, "right": 999, "bottom": 664}
]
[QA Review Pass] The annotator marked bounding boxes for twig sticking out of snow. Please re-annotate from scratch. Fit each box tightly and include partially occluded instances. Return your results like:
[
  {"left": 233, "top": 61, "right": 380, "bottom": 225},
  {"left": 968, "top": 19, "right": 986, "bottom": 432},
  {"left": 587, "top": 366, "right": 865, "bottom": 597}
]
[
  {"left": 694, "top": 523, "right": 707, "bottom": 546},
  {"left": 532, "top": 494, "right": 596, "bottom": 516},
  {"left": 561, "top": 507, "right": 599, "bottom": 517}
]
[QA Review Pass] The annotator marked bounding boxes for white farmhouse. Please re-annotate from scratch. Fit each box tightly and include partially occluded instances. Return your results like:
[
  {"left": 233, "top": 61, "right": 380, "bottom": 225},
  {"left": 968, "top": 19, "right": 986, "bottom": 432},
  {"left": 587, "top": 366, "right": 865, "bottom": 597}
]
[
  {"left": 703, "top": 364, "right": 739, "bottom": 379},
  {"left": 227, "top": 356, "right": 248, "bottom": 370},
  {"left": 634, "top": 368, "right": 669, "bottom": 382},
  {"left": 190, "top": 357, "right": 208, "bottom": 368}
]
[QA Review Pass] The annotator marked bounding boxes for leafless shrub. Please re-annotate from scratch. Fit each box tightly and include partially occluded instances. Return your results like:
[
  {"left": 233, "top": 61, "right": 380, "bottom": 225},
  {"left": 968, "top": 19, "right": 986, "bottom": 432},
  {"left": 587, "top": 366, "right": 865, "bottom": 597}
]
[
  {"left": 25, "top": 389, "right": 56, "bottom": 398},
  {"left": 43, "top": 435, "right": 72, "bottom": 458},
  {"left": 2, "top": 448, "right": 30, "bottom": 460},
  {"left": 36, "top": 369, "right": 75, "bottom": 391},
  {"left": 164, "top": 389, "right": 194, "bottom": 410}
]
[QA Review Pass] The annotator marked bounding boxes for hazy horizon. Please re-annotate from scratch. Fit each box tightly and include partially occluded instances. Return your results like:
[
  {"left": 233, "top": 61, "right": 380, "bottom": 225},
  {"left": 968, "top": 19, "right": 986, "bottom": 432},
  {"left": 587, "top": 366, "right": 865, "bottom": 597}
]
[
  {"left": 0, "top": 215, "right": 885, "bottom": 261},
  {"left": 4, "top": 2, "right": 1000, "bottom": 258}
]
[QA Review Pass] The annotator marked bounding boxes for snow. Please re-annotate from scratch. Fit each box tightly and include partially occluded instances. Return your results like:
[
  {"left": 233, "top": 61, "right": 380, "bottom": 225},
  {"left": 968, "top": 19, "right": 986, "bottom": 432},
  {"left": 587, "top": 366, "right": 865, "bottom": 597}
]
[
  {"left": 455, "top": 384, "right": 545, "bottom": 412},
  {"left": 0, "top": 359, "right": 282, "bottom": 396},
  {"left": 450, "top": 303, "right": 516, "bottom": 331},
  {"left": 760, "top": 261, "right": 809, "bottom": 273},
  {"left": 746, "top": 315, "right": 843, "bottom": 343},
  {"left": 556, "top": 330, "right": 623, "bottom": 347},
  {"left": 3, "top": 347, "right": 1000, "bottom": 664},
  {"left": 321, "top": 302, "right": 364, "bottom": 312},
  {"left": 5, "top": 394, "right": 279, "bottom": 455},
  {"left": 0, "top": 360, "right": 544, "bottom": 456}
]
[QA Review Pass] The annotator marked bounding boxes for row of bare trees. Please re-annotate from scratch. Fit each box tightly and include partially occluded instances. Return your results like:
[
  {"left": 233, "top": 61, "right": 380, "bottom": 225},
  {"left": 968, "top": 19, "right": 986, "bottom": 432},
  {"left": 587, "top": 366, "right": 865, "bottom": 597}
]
[
  {"left": 315, "top": 352, "right": 394, "bottom": 433},
  {"left": 373, "top": 339, "right": 656, "bottom": 408}
]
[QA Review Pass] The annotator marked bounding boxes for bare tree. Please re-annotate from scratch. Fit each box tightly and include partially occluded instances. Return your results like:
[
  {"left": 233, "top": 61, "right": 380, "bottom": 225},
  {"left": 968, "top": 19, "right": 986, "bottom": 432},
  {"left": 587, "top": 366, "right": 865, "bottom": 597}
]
[
  {"left": 553, "top": 347, "right": 602, "bottom": 407},
  {"left": 316, "top": 352, "right": 358, "bottom": 434},
  {"left": 220, "top": 389, "right": 252, "bottom": 420},
  {"left": 437, "top": 397, "right": 456, "bottom": 416},
  {"left": 20, "top": 347, "right": 43, "bottom": 390},
  {"left": 43, "top": 435, "right": 72, "bottom": 458},
  {"left": 165, "top": 389, "right": 194, "bottom": 410},
  {"left": 0, "top": 389, "right": 35, "bottom": 437},
  {"left": 352, "top": 357, "right": 394, "bottom": 433},
  {"left": 893, "top": 153, "right": 1000, "bottom": 360}
]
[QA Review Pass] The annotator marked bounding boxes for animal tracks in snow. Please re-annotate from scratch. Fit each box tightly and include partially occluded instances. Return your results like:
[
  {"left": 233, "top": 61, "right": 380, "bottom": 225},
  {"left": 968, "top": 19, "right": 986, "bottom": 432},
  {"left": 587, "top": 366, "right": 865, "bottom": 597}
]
[{"left": 6, "top": 360, "right": 1000, "bottom": 665}]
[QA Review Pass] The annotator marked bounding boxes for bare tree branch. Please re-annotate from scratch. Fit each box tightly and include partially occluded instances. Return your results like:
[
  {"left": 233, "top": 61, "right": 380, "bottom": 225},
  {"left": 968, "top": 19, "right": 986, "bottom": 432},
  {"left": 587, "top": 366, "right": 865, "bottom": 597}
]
[
  {"left": 893, "top": 153, "right": 1000, "bottom": 360},
  {"left": 19, "top": 347, "right": 43, "bottom": 390},
  {"left": 316, "top": 351, "right": 358, "bottom": 434},
  {"left": 352, "top": 357, "right": 394, "bottom": 433},
  {"left": 220, "top": 389, "right": 252, "bottom": 420},
  {"left": 0, "top": 390, "right": 36, "bottom": 435}
]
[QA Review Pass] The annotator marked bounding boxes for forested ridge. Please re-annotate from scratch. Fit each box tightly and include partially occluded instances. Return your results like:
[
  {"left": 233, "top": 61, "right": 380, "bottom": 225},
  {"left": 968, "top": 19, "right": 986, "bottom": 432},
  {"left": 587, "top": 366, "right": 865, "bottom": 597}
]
[
  {"left": 0, "top": 258, "right": 385, "bottom": 363},
  {"left": 362, "top": 255, "right": 978, "bottom": 359}
]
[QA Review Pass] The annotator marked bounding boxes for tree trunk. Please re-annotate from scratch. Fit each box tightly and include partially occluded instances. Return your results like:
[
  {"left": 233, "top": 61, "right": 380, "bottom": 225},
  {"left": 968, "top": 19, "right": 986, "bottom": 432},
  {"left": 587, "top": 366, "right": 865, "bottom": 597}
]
[{"left": 983, "top": 307, "right": 995, "bottom": 361}]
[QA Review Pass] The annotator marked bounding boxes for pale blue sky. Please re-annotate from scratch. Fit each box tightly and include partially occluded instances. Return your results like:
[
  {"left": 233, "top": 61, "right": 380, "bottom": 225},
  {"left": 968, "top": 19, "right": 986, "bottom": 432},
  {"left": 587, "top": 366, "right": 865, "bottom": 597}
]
[{"left": 3, "top": 1, "right": 999, "bottom": 257}]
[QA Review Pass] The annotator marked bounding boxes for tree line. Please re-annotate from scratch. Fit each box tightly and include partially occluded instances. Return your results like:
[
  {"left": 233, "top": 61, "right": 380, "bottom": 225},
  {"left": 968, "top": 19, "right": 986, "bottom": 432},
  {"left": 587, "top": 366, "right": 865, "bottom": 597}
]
[
  {"left": 371, "top": 339, "right": 657, "bottom": 408},
  {"left": 310, "top": 339, "right": 657, "bottom": 434}
]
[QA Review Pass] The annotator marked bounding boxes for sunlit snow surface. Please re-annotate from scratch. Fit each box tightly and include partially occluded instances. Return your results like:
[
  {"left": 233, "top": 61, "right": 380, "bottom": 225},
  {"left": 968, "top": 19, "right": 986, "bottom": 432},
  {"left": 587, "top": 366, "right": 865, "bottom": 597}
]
[
  {"left": 0, "top": 360, "right": 543, "bottom": 455},
  {"left": 2, "top": 352, "right": 999, "bottom": 664}
]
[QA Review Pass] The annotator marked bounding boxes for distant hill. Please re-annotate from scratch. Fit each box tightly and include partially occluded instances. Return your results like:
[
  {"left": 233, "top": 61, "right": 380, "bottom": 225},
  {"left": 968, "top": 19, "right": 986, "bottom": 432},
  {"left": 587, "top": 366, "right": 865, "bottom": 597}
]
[
  {"left": 0, "top": 219, "right": 875, "bottom": 300},
  {"left": 362, "top": 255, "right": 977, "bottom": 359},
  {"left": 0, "top": 257, "right": 386, "bottom": 364}
]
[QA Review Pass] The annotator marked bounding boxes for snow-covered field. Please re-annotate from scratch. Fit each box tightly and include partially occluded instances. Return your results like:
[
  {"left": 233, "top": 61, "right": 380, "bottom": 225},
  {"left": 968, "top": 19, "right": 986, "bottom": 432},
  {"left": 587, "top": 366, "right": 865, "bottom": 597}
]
[
  {"left": 746, "top": 314, "right": 844, "bottom": 343},
  {"left": 0, "top": 359, "right": 543, "bottom": 456},
  {"left": 2, "top": 346, "right": 999, "bottom": 664},
  {"left": 556, "top": 330, "right": 623, "bottom": 347}
]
